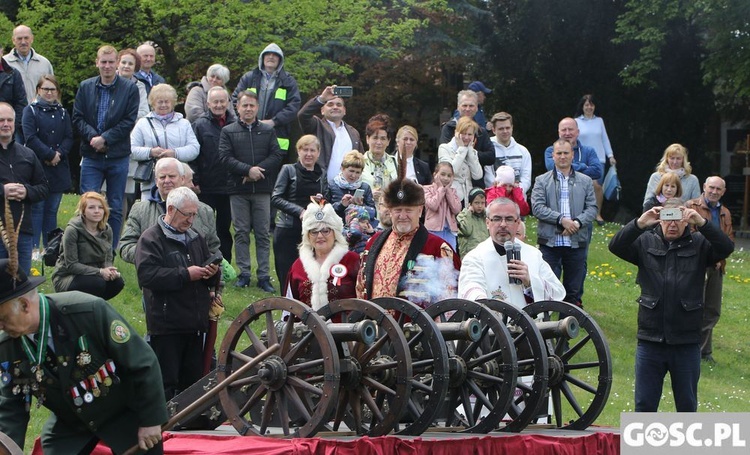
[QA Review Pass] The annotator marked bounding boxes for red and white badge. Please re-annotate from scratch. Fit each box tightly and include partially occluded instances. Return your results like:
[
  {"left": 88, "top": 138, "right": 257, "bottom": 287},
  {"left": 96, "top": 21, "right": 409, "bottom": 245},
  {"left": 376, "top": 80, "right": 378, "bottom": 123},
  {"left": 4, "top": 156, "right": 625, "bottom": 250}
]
[{"left": 330, "top": 264, "right": 347, "bottom": 286}]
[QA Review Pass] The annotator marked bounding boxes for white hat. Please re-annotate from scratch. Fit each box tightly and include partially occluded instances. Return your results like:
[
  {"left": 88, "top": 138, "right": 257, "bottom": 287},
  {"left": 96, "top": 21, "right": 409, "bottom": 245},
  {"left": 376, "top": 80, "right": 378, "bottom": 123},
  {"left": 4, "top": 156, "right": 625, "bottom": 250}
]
[
  {"left": 302, "top": 201, "right": 343, "bottom": 234},
  {"left": 495, "top": 165, "right": 515, "bottom": 186}
]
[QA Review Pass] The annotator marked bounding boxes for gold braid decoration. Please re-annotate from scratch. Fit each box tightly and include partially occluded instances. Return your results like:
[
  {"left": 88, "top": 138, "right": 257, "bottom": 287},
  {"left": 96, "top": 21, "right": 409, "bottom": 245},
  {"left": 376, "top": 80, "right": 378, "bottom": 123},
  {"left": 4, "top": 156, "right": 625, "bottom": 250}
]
[{"left": 0, "top": 196, "right": 23, "bottom": 283}]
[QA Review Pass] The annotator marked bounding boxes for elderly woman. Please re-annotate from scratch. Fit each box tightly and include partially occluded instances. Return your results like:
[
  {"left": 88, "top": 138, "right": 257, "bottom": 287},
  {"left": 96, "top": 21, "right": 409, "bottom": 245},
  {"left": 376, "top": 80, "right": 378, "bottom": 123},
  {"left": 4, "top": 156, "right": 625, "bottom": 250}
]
[
  {"left": 272, "top": 135, "right": 328, "bottom": 290},
  {"left": 21, "top": 74, "right": 73, "bottom": 255},
  {"left": 52, "top": 192, "right": 124, "bottom": 300},
  {"left": 285, "top": 201, "right": 359, "bottom": 310},
  {"left": 361, "top": 114, "right": 397, "bottom": 203},
  {"left": 184, "top": 63, "right": 230, "bottom": 123},
  {"left": 131, "top": 83, "right": 200, "bottom": 197},
  {"left": 395, "top": 125, "right": 432, "bottom": 185},
  {"left": 438, "top": 116, "right": 483, "bottom": 206},
  {"left": 643, "top": 143, "right": 700, "bottom": 207}
]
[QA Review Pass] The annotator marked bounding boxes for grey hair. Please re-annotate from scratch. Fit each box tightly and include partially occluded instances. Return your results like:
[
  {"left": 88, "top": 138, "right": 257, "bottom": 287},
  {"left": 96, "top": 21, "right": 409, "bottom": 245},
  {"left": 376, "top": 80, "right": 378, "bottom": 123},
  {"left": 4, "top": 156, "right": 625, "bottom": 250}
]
[
  {"left": 166, "top": 186, "right": 198, "bottom": 210},
  {"left": 207, "top": 86, "right": 229, "bottom": 100},
  {"left": 485, "top": 197, "right": 520, "bottom": 219},
  {"left": 457, "top": 90, "right": 478, "bottom": 105},
  {"left": 206, "top": 64, "right": 230, "bottom": 84},
  {"left": 155, "top": 157, "right": 186, "bottom": 177}
]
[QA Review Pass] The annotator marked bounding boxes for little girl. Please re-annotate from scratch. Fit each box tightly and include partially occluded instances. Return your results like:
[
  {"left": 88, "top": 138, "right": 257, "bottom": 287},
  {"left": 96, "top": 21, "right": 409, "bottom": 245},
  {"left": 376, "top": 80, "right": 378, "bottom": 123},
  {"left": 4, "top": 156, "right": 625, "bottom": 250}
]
[
  {"left": 423, "top": 161, "right": 462, "bottom": 251},
  {"left": 485, "top": 165, "right": 530, "bottom": 216},
  {"left": 329, "top": 150, "right": 377, "bottom": 222},
  {"left": 643, "top": 172, "right": 683, "bottom": 212}
]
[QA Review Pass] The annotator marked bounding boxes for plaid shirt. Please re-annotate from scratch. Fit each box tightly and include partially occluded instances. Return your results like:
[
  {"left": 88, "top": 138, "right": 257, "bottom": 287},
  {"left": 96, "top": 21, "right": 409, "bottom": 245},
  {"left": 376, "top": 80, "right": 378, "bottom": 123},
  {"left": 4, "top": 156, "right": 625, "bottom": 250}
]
[
  {"left": 95, "top": 79, "right": 115, "bottom": 133},
  {"left": 554, "top": 169, "right": 572, "bottom": 247}
]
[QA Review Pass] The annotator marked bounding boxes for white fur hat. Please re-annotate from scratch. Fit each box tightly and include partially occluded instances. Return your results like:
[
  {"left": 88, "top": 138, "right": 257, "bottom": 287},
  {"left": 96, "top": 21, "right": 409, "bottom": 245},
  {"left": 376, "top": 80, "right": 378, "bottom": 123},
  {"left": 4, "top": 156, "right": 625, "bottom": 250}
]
[
  {"left": 495, "top": 165, "right": 516, "bottom": 186},
  {"left": 302, "top": 201, "right": 343, "bottom": 234}
]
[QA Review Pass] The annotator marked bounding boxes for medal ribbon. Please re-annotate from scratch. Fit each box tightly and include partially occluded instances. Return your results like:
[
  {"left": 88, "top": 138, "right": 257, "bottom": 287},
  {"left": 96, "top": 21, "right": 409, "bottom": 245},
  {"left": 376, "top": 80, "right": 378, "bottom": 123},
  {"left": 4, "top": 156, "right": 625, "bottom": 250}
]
[
  {"left": 20, "top": 293, "right": 50, "bottom": 371},
  {"left": 77, "top": 335, "right": 89, "bottom": 355}
]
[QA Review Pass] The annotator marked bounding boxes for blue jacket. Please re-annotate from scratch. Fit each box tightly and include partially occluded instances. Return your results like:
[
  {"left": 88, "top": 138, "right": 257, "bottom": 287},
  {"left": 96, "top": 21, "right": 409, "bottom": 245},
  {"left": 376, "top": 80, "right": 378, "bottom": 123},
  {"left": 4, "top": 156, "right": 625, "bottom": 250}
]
[
  {"left": 0, "top": 58, "right": 27, "bottom": 133},
  {"left": 72, "top": 75, "right": 139, "bottom": 159},
  {"left": 21, "top": 100, "right": 74, "bottom": 193},
  {"left": 544, "top": 140, "right": 602, "bottom": 182}
]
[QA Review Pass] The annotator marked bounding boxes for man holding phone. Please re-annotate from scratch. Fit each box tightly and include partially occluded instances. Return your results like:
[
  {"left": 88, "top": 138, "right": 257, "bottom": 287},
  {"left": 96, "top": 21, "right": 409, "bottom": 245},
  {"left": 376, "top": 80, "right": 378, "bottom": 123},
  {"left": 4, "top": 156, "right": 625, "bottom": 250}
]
[{"left": 608, "top": 198, "right": 733, "bottom": 412}]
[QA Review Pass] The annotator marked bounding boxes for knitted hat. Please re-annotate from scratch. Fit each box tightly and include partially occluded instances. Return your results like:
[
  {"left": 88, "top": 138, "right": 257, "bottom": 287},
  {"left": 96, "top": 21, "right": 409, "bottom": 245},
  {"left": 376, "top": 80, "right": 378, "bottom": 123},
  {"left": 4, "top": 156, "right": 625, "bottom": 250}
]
[
  {"left": 468, "top": 187, "right": 485, "bottom": 204},
  {"left": 345, "top": 206, "right": 370, "bottom": 225},
  {"left": 0, "top": 259, "right": 45, "bottom": 305},
  {"left": 302, "top": 200, "right": 343, "bottom": 234},
  {"left": 495, "top": 166, "right": 516, "bottom": 186}
]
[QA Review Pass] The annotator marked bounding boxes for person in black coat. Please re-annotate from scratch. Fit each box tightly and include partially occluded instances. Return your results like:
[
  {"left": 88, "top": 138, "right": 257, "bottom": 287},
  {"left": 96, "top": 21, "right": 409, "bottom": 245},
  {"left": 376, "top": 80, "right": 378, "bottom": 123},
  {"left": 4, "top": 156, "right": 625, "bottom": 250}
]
[
  {"left": 0, "top": 55, "right": 27, "bottom": 137},
  {"left": 395, "top": 125, "right": 432, "bottom": 185}
]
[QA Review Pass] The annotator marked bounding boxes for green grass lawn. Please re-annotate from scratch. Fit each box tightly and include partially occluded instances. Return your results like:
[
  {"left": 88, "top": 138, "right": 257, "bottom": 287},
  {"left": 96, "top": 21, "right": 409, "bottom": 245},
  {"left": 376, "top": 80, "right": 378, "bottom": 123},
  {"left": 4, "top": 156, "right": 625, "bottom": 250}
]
[{"left": 19, "top": 194, "right": 750, "bottom": 449}]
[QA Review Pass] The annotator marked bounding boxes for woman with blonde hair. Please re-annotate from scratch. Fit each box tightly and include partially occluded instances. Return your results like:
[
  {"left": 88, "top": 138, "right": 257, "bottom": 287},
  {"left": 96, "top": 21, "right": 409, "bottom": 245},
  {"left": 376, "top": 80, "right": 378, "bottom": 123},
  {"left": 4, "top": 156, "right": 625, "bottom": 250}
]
[
  {"left": 438, "top": 116, "right": 483, "bottom": 206},
  {"left": 395, "top": 125, "right": 431, "bottom": 185},
  {"left": 643, "top": 143, "right": 700, "bottom": 207},
  {"left": 52, "top": 192, "right": 124, "bottom": 300},
  {"left": 643, "top": 172, "right": 683, "bottom": 212}
]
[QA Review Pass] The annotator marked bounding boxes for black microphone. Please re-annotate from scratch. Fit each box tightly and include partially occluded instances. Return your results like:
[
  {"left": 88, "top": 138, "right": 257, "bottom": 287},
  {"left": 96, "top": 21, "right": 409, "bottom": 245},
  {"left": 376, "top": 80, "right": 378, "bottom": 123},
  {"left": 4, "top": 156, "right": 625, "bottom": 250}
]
[{"left": 504, "top": 241, "right": 521, "bottom": 285}]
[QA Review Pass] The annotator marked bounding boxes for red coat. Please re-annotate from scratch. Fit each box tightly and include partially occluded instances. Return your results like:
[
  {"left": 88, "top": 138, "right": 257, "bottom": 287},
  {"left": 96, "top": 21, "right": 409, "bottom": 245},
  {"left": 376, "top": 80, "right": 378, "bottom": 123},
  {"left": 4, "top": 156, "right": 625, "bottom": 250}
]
[
  {"left": 285, "top": 245, "right": 359, "bottom": 310},
  {"left": 485, "top": 185, "right": 530, "bottom": 216}
]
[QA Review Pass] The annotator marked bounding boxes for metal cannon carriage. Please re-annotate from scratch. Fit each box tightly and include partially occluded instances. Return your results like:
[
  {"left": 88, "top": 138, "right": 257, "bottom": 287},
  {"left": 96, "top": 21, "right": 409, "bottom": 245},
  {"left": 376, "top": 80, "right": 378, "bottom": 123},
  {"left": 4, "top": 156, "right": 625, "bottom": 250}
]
[{"left": 166, "top": 296, "right": 612, "bottom": 438}]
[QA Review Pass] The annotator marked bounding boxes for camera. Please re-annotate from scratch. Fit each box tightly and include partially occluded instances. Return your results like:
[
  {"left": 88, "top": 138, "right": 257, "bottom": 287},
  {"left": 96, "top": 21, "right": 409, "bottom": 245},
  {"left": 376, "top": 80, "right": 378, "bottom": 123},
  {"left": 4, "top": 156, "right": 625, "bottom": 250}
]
[{"left": 659, "top": 208, "right": 683, "bottom": 221}]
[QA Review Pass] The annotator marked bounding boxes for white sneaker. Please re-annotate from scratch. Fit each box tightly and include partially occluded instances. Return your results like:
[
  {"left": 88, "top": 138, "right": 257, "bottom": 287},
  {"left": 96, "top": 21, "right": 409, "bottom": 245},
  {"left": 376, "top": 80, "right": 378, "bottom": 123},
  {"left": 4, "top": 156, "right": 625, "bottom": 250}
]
[{"left": 32, "top": 249, "right": 41, "bottom": 261}]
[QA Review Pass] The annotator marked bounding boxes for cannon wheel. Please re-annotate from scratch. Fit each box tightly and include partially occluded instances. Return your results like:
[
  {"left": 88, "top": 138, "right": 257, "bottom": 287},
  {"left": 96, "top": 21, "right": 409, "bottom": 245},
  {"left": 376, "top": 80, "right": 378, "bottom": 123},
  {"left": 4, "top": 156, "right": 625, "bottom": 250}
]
[
  {"left": 0, "top": 431, "right": 22, "bottom": 455},
  {"left": 217, "top": 297, "right": 340, "bottom": 437},
  {"left": 479, "top": 299, "right": 549, "bottom": 433},
  {"left": 316, "top": 298, "right": 412, "bottom": 436},
  {"left": 523, "top": 301, "right": 612, "bottom": 430},
  {"left": 425, "top": 299, "right": 517, "bottom": 433},
  {"left": 371, "top": 297, "right": 450, "bottom": 436}
]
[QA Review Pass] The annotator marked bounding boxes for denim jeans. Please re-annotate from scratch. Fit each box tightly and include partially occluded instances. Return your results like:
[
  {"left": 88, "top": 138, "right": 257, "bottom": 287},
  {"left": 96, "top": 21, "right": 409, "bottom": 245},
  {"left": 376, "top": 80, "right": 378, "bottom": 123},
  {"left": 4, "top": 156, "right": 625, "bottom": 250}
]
[
  {"left": 635, "top": 340, "right": 701, "bottom": 412},
  {"left": 80, "top": 156, "right": 129, "bottom": 248},
  {"left": 429, "top": 226, "right": 457, "bottom": 252},
  {"left": 32, "top": 193, "right": 64, "bottom": 249},
  {"left": 539, "top": 244, "right": 588, "bottom": 305},
  {"left": 0, "top": 233, "right": 33, "bottom": 276}
]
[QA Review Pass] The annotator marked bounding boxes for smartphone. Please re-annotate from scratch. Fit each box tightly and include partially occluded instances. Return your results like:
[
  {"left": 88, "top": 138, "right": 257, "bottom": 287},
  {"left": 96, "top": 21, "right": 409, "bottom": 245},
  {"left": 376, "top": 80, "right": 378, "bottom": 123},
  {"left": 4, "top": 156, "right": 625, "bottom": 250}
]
[
  {"left": 333, "top": 86, "right": 353, "bottom": 98},
  {"left": 659, "top": 208, "right": 682, "bottom": 221},
  {"left": 353, "top": 189, "right": 365, "bottom": 200},
  {"left": 202, "top": 252, "right": 223, "bottom": 267}
]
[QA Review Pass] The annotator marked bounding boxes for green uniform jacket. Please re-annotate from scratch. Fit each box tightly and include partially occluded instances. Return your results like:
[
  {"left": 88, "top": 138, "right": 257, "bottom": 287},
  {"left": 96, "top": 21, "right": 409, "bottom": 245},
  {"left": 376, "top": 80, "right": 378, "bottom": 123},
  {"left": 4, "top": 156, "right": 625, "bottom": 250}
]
[{"left": 0, "top": 291, "right": 168, "bottom": 452}]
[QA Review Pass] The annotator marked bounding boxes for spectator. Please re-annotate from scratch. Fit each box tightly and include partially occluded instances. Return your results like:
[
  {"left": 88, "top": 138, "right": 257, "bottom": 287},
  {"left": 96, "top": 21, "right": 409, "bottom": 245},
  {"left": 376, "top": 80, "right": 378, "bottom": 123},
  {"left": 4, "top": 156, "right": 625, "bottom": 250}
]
[
  {"left": 643, "top": 172, "right": 683, "bottom": 212},
  {"left": 233, "top": 44, "right": 301, "bottom": 153},
  {"left": 328, "top": 150, "right": 376, "bottom": 222},
  {"left": 608, "top": 198, "right": 733, "bottom": 411},
  {"left": 643, "top": 143, "right": 701, "bottom": 208},
  {"left": 0, "top": 260, "right": 167, "bottom": 453},
  {"left": 685, "top": 177, "right": 735, "bottom": 364},
  {"left": 0, "top": 46, "right": 27, "bottom": 137},
  {"left": 134, "top": 43, "right": 165, "bottom": 94},
  {"left": 0, "top": 101, "right": 48, "bottom": 275},
  {"left": 130, "top": 83, "right": 199, "bottom": 197},
  {"left": 344, "top": 206, "right": 374, "bottom": 254},
  {"left": 423, "top": 161, "right": 461, "bottom": 251},
  {"left": 486, "top": 112, "right": 532, "bottom": 193},
  {"left": 185, "top": 63, "right": 230, "bottom": 123},
  {"left": 575, "top": 94, "right": 616, "bottom": 225},
  {"left": 298, "top": 85, "right": 364, "bottom": 184},
  {"left": 459, "top": 197, "right": 565, "bottom": 309},
  {"left": 438, "top": 116, "right": 483, "bottom": 206},
  {"left": 219, "top": 89, "right": 285, "bottom": 292},
  {"left": 531, "top": 139, "right": 596, "bottom": 306},
  {"left": 395, "top": 125, "right": 432, "bottom": 185},
  {"left": 460, "top": 81, "right": 492, "bottom": 128},
  {"left": 271, "top": 135, "right": 328, "bottom": 289},
  {"left": 361, "top": 114, "right": 398, "bottom": 204},
  {"left": 52, "top": 192, "right": 124, "bottom": 300},
  {"left": 543, "top": 117, "right": 602, "bottom": 184},
  {"left": 136, "top": 187, "right": 220, "bottom": 399},
  {"left": 116, "top": 49, "right": 149, "bottom": 119},
  {"left": 456, "top": 188, "right": 489, "bottom": 259},
  {"left": 72, "top": 45, "right": 139, "bottom": 247},
  {"left": 3, "top": 25, "right": 53, "bottom": 104},
  {"left": 21, "top": 75, "right": 73, "bottom": 256},
  {"left": 285, "top": 201, "right": 359, "bottom": 309},
  {"left": 192, "top": 86, "right": 236, "bottom": 262},
  {"left": 485, "top": 165, "right": 530, "bottom": 216}
]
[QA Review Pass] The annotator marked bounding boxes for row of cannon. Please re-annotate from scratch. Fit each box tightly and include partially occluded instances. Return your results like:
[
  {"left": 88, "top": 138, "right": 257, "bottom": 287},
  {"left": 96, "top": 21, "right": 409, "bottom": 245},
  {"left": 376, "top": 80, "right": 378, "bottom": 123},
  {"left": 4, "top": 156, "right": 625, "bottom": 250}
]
[{"left": 168, "top": 296, "right": 612, "bottom": 437}]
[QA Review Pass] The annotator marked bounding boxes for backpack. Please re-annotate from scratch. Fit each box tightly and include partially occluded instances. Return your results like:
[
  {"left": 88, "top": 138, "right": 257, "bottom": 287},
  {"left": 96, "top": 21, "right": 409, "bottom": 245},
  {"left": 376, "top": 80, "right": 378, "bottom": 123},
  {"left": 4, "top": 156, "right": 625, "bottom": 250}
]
[
  {"left": 603, "top": 165, "right": 621, "bottom": 202},
  {"left": 42, "top": 228, "right": 64, "bottom": 267}
]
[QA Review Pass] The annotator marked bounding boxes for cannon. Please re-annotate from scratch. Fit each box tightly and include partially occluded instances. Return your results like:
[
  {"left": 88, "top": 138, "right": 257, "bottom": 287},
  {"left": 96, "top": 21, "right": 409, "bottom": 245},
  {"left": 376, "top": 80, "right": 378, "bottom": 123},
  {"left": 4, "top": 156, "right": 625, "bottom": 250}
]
[{"left": 165, "top": 296, "right": 612, "bottom": 437}]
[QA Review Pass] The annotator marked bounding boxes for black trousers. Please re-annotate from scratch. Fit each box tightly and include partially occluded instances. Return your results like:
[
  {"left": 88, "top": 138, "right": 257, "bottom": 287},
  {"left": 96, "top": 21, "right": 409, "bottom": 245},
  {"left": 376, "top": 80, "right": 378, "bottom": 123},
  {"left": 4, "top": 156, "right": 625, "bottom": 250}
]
[
  {"left": 68, "top": 275, "right": 125, "bottom": 301},
  {"left": 150, "top": 332, "right": 204, "bottom": 400},
  {"left": 198, "top": 192, "right": 234, "bottom": 263},
  {"left": 273, "top": 225, "right": 302, "bottom": 293}
]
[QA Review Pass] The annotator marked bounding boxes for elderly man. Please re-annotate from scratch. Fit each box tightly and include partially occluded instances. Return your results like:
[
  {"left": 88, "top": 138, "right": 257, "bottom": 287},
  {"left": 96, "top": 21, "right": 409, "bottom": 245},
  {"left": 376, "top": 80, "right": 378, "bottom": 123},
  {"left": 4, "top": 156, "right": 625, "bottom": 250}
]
[
  {"left": 543, "top": 117, "right": 602, "bottom": 184},
  {"left": 0, "top": 260, "right": 167, "bottom": 454},
  {"left": 685, "top": 176, "right": 735, "bottom": 364},
  {"left": 3, "top": 25, "right": 54, "bottom": 103},
  {"left": 298, "top": 85, "right": 364, "bottom": 185},
  {"left": 119, "top": 157, "right": 219, "bottom": 264},
  {"left": 136, "top": 187, "right": 220, "bottom": 399},
  {"left": 531, "top": 139, "right": 596, "bottom": 306},
  {"left": 459, "top": 197, "right": 565, "bottom": 308},
  {"left": 485, "top": 112, "right": 532, "bottom": 193},
  {"left": 609, "top": 199, "right": 733, "bottom": 412},
  {"left": 134, "top": 43, "right": 165, "bottom": 94},
  {"left": 356, "top": 178, "right": 461, "bottom": 306}
]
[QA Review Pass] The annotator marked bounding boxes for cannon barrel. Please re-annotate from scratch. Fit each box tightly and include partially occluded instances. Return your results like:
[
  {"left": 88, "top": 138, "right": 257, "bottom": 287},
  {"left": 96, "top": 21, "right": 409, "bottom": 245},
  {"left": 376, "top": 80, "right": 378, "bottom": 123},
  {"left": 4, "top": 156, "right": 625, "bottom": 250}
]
[
  {"left": 435, "top": 318, "right": 481, "bottom": 342},
  {"left": 328, "top": 320, "right": 377, "bottom": 344},
  {"left": 535, "top": 316, "right": 579, "bottom": 339}
]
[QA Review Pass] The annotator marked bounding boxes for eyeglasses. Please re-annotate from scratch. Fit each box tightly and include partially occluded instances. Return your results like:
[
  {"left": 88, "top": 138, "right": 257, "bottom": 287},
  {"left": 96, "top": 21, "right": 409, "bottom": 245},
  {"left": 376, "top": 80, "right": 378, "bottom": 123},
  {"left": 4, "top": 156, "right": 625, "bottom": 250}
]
[
  {"left": 488, "top": 216, "right": 518, "bottom": 225},
  {"left": 175, "top": 207, "right": 197, "bottom": 219},
  {"left": 309, "top": 228, "right": 333, "bottom": 236},
  {"left": 40, "top": 87, "right": 57, "bottom": 92}
]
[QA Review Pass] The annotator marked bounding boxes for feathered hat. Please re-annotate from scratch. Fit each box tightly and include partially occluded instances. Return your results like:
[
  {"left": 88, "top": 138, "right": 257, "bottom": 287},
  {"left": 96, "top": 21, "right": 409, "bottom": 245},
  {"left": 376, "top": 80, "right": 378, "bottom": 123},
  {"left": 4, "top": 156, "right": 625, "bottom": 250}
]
[
  {"left": 0, "top": 202, "right": 44, "bottom": 305},
  {"left": 302, "top": 199, "right": 344, "bottom": 234}
]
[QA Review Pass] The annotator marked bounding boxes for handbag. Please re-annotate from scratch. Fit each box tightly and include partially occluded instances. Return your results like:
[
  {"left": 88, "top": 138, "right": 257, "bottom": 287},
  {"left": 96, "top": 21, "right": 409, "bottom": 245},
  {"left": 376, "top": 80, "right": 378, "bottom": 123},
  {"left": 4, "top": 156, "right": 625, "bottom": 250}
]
[
  {"left": 133, "top": 118, "right": 163, "bottom": 183},
  {"left": 603, "top": 165, "right": 621, "bottom": 202}
]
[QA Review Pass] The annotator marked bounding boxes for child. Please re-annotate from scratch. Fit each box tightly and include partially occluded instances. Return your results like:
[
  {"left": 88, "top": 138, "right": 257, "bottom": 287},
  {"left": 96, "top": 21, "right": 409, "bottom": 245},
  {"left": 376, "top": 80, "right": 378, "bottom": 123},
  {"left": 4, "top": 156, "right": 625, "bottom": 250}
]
[
  {"left": 424, "top": 161, "right": 462, "bottom": 251},
  {"left": 329, "top": 150, "right": 377, "bottom": 222},
  {"left": 344, "top": 206, "right": 375, "bottom": 253},
  {"left": 457, "top": 188, "right": 489, "bottom": 259},
  {"left": 485, "top": 165, "right": 530, "bottom": 216},
  {"left": 643, "top": 172, "right": 683, "bottom": 212}
]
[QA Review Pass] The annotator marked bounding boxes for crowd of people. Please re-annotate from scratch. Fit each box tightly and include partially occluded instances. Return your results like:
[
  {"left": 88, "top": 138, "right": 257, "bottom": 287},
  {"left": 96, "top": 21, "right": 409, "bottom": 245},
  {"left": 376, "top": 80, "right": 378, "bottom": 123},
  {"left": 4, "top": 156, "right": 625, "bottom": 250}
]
[{"left": 0, "top": 25, "right": 738, "bottom": 452}]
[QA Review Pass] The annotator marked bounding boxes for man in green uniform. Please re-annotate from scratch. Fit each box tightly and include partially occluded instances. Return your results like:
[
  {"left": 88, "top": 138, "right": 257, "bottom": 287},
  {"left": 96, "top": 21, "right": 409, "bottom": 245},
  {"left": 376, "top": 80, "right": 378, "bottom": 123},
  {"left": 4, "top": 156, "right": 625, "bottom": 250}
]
[{"left": 0, "top": 259, "right": 168, "bottom": 453}]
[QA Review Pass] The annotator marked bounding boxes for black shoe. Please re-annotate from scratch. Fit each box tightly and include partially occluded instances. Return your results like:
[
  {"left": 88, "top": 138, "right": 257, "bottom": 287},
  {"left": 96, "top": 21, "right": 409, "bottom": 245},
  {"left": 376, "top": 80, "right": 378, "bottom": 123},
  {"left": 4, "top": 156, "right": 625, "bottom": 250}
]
[
  {"left": 596, "top": 218, "right": 605, "bottom": 227},
  {"left": 257, "top": 278, "right": 275, "bottom": 293},
  {"left": 235, "top": 274, "right": 251, "bottom": 288},
  {"left": 701, "top": 354, "right": 717, "bottom": 365}
]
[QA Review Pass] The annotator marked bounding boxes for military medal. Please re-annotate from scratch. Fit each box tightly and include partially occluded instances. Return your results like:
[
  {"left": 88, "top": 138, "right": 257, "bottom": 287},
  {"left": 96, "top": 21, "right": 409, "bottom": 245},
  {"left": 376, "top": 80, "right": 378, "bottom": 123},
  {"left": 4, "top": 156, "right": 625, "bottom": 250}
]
[
  {"left": 0, "top": 362, "right": 10, "bottom": 385},
  {"left": 79, "top": 380, "right": 94, "bottom": 403},
  {"left": 105, "top": 360, "right": 120, "bottom": 384},
  {"left": 330, "top": 264, "right": 347, "bottom": 286},
  {"left": 76, "top": 335, "right": 91, "bottom": 367},
  {"left": 21, "top": 294, "right": 51, "bottom": 393},
  {"left": 70, "top": 386, "right": 83, "bottom": 406},
  {"left": 98, "top": 366, "right": 112, "bottom": 387},
  {"left": 89, "top": 377, "right": 101, "bottom": 398}
]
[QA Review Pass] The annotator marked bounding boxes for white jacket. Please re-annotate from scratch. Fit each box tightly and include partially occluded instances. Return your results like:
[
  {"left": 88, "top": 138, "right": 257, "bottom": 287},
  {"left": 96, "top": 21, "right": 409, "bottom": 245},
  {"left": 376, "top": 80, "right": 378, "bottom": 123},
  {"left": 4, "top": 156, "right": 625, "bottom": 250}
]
[
  {"left": 485, "top": 137, "right": 532, "bottom": 193},
  {"left": 458, "top": 237, "right": 565, "bottom": 309}
]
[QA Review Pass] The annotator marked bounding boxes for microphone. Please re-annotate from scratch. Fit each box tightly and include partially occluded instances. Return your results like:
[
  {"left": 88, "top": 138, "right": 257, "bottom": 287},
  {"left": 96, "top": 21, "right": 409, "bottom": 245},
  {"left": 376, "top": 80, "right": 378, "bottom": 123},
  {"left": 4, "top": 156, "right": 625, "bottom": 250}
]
[{"left": 504, "top": 241, "right": 521, "bottom": 285}]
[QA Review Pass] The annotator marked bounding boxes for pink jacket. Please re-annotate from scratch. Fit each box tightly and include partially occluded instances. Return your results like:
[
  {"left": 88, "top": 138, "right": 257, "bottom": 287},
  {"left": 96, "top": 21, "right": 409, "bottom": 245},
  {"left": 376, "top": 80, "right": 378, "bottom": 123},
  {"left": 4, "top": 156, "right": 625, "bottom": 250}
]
[
  {"left": 485, "top": 185, "right": 530, "bottom": 216},
  {"left": 423, "top": 183, "right": 462, "bottom": 232}
]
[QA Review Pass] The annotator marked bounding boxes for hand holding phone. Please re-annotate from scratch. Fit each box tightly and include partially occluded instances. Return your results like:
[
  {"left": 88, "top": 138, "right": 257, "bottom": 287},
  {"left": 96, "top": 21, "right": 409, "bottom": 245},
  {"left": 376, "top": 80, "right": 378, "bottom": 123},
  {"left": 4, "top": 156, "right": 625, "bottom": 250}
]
[
  {"left": 353, "top": 188, "right": 365, "bottom": 204},
  {"left": 202, "top": 252, "right": 223, "bottom": 268}
]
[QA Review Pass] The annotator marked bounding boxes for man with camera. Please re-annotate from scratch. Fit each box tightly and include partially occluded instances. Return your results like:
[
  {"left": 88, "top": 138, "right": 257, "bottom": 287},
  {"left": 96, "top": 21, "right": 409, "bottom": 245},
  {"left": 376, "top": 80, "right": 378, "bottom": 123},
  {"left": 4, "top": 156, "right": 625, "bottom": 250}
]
[{"left": 608, "top": 198, "right": 734, "bottom": 412}]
